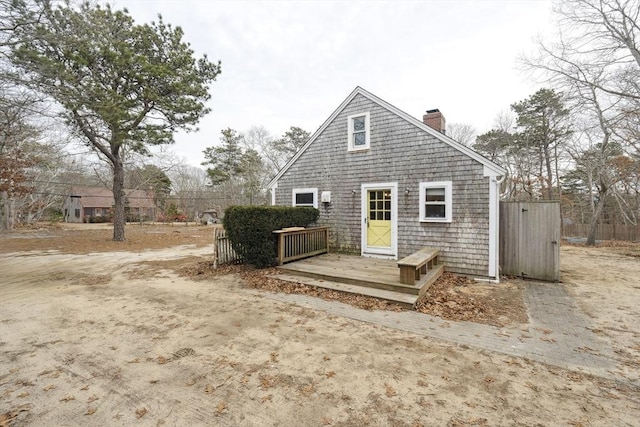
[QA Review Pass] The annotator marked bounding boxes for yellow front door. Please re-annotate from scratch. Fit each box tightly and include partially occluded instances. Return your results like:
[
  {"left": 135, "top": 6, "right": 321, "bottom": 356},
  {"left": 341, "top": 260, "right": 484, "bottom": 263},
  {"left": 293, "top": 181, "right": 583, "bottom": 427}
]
[{"left": 367, "top": 189, "right": 392, "bottom": 247}]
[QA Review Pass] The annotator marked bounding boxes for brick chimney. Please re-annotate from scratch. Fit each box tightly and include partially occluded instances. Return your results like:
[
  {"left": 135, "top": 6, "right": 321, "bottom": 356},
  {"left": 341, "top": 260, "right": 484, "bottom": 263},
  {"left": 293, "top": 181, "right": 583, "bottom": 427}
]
[{"left": 423, "top": 109, "right": 446, "bottom": 134}]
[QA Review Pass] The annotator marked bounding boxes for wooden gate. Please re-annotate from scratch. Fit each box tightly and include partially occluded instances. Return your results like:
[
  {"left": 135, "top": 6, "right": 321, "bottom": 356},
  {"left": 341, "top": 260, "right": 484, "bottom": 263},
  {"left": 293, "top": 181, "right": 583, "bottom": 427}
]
[{"left": 500, "top": 201, "right": 560, "bottom": 281}]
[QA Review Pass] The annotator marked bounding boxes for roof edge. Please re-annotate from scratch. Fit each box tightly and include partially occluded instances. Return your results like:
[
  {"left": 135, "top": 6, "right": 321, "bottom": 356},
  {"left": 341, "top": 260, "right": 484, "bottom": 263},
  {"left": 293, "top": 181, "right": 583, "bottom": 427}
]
[{"left": 267, "top": 86, "right": 506, "bottom": 188}]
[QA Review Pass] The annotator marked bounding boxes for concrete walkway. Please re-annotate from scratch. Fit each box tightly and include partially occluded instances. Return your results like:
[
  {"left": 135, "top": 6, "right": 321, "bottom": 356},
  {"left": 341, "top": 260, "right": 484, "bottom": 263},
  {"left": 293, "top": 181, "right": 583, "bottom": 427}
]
[{"left": 262, "top": 281, "right": 626, "bottom": 384}]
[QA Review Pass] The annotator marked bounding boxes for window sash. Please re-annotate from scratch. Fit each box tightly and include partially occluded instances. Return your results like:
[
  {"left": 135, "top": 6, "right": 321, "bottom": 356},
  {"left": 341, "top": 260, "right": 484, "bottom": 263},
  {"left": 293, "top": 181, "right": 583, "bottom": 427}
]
[
  {"left": 419, "top": 181, "right": 452, "bottom": 222},
  {"left": 348, "top": 112, "right": 370, "bottom": 151},
  {"left": 292, "top": 188, "right": 318, "bottom": 208},
  {"left": 295, "top": 193, "right": 314, "bottom": 206}
]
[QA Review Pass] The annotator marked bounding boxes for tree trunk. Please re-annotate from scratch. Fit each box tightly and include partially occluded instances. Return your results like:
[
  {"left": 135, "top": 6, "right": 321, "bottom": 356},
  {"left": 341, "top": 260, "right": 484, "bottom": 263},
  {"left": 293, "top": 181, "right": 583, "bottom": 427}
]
[
  {"left": 0, "top": 191, "right": 9, "bottom": 231},
  {"left": 112, "top": 160, "right": 126, "bottom": 241},
  {"left": 586, "top": 194, "right": 606, "bottom": 246}
]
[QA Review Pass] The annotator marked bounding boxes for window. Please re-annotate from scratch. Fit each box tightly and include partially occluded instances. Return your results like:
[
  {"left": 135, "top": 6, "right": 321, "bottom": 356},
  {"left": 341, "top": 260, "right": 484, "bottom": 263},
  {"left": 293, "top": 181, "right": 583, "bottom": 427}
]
[
  {"left": 75, "top": 209, "right": 80, "bottom": 218},
  {"left": 348, "top": 112, "right": 370, "bottom": 151},
  {"left": 419, "top": 181, "right": 452, "bottom": 222},
  {"left": 292, "top": 188, "right": 318, "bottom": 208}
]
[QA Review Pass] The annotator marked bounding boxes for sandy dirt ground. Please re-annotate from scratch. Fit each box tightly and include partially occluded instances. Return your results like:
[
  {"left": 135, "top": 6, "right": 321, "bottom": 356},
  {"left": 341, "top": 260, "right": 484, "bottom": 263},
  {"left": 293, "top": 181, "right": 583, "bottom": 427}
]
[
  {"left": 1, "top": 224, "right": 639, "bottom": 426},
  {"left": 560, "top": 244, "right": 640, "bottom": 385}
]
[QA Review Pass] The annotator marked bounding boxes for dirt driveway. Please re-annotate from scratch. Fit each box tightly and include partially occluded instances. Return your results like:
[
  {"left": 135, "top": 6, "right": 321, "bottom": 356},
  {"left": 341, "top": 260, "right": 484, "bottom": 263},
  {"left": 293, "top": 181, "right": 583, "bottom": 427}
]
[{"left": 1, "top": 224, "right": 639, "bottom": 426}]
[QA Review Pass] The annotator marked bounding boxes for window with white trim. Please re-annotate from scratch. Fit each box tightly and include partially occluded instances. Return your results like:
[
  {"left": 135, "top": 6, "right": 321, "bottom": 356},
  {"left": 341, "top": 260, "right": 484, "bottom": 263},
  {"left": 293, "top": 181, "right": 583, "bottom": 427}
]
[
  {"left": 419, "top": 181, "right": 452, "bottom": 222},
  {"left": 347, "top": 112, "right": 370, "bottom": 151},
  {"left": 292, "top": 188, "right": 318, "bottom": 208}
]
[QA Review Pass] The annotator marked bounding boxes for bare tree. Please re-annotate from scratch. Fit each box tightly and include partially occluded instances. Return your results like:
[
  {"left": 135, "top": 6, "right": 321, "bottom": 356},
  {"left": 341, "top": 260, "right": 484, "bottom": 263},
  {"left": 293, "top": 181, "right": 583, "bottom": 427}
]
[
  {"left": 446, "top": 122, "right": 476, "bottom": 146},
  {"left": 523, "top": 0, "right": 640, "bottom": 244},
  {"left": 244, "top": 125, "right": 280, "bottom": 176}
]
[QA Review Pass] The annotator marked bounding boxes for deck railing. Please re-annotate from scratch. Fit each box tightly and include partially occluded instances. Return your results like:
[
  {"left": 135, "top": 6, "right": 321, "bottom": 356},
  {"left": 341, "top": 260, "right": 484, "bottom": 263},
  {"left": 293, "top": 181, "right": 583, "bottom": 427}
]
[{"left": 273, "top": 226, "right": 329, "bottom": 265}]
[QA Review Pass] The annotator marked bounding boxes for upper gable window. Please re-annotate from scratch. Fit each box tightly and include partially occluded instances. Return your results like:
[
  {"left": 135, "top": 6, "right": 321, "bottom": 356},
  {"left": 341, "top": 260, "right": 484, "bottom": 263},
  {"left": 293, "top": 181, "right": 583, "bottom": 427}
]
[
  {"left": 348, "top": 112, "right": 370, "bottom": 151},
  {"left": 419, "top": 181, "right": 452, "bottom": 223}
]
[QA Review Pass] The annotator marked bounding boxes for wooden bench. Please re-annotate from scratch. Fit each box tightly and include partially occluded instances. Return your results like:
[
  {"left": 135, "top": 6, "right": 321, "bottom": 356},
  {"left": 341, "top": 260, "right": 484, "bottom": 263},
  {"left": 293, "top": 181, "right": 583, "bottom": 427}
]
[{"left": 397, "top": 247, "right": 440, "bottom": 285}]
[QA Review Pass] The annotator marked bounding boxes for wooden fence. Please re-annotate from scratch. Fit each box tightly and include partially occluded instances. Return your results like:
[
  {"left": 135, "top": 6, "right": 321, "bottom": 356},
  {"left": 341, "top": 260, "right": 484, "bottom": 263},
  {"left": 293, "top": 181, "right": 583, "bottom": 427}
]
[
  {"left": 500, "top": 201, "right": 560, "bottom": 281},
  {"left": 273, "top": 226, "right": 329, "bottom": 265},
  {"left": 213, "top": 228, "right": 243, "bottom": 268},
  {"left": 563, "top": 223, "right": 639, "bottom": 242}
]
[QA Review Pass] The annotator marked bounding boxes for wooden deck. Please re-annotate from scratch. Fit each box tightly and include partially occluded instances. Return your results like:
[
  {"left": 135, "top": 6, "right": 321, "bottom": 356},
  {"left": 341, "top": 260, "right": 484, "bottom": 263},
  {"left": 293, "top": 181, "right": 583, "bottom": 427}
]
[{"left": 276, "top": 253, "right": 443, "bottom": 308}]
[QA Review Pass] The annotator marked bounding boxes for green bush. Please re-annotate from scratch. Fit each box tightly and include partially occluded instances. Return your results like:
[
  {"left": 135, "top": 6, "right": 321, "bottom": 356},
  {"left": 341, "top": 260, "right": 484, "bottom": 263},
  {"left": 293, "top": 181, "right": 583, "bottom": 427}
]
[{"left": 223, "top": 206, "right": 319, "bottom": 268}]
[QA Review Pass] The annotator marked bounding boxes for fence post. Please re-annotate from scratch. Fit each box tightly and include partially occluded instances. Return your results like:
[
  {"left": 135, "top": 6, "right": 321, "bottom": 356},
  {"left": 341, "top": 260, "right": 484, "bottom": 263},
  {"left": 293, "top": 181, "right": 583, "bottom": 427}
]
[
  {"left": 325, "top": 228, "right": 329, "bottom": 253},
  {"left": 213, "top": 228, "right": 219, "bottom": 269}
]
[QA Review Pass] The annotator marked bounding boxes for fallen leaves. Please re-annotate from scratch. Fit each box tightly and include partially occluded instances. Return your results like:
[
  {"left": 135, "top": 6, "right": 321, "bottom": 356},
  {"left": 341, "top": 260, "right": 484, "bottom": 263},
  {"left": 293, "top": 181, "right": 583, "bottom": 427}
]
[
  {"left": 415, "top": 273, "right": 528, "bottom": 327},
  {"left": 215, "top": 401, "right": 227, "bottom": 415},
  {"left": 135, "top": 407, "right": 147, "bottom": 419},
  {"left": 384, "top": 383, "right": 397, "bottom": 397},
  {"left": 0, "top": 404, "right": 31, "bottom": 426},
  {"left": 483, "top": 376, "right": 496, "bottom": 384},
  {"left": 175, "top": 253, "right": 528, "bottom": 327}
]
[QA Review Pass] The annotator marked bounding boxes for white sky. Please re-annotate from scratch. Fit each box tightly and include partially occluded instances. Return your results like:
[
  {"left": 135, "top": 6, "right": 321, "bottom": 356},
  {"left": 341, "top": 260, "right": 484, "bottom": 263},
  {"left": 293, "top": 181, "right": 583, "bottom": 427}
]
[{"left": 112, "top": 0, "right": 555, "bottom": 167}]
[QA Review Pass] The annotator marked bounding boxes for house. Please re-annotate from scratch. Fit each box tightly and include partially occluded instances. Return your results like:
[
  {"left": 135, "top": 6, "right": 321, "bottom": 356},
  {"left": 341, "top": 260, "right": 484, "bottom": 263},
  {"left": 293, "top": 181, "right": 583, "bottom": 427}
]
[
  {"left": 267, "top": 87, "right": 506, "bottom": 280},
  {"left": 198, "top": 209, "right": 219, "bottom": 225},
  {"left": 63, "top": 186, "right": 157, "bottom": 223}
]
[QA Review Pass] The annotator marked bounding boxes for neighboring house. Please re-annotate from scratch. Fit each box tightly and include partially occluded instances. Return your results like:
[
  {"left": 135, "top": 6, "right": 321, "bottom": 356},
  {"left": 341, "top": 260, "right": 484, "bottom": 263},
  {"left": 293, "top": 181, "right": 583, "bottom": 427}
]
[
  {"left": 63, "top": 186, "right": 156, "bottom": 223},
  {"left": 267, "top": 87, "right": 507, "bottom": 279},
  {"left": 199, "top": 209, "right": 219, "bottom": 225}
]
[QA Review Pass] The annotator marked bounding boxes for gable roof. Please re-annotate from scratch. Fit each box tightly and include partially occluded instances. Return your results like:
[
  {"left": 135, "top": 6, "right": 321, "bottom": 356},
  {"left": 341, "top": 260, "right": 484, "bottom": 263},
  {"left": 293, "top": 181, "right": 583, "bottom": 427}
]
[
  {"left": 268, "top": 86, "right": 506, "bottom": 189},
  {"left": 69, "top": 186, "right": 155, "bottom": 209}
]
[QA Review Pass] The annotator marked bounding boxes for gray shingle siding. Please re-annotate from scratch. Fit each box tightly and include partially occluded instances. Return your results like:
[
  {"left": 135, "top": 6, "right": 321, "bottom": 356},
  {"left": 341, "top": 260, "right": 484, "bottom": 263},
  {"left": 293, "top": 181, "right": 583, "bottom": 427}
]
[{"left": 274, "top": 93, "right": 492, "bottom": 277}]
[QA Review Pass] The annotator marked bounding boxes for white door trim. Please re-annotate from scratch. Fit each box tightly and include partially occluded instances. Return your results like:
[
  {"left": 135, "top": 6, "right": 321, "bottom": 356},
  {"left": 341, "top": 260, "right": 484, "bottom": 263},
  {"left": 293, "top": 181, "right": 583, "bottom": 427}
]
[{"left": 361, "top": 182, "right": 398, "bottom": 259}]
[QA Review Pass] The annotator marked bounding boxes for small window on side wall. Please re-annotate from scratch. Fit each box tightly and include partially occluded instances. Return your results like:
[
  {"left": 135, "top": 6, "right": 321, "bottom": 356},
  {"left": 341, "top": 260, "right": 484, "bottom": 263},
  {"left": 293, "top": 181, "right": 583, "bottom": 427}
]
[
  {"left": 292, "top": 188, "right": 318, "bottom": 208},
  {"left": 419, "top": 181, "right": 452, "bottom": 222},
  {"left": 347, "top": 112, "right": 370, "bottom": 151}
]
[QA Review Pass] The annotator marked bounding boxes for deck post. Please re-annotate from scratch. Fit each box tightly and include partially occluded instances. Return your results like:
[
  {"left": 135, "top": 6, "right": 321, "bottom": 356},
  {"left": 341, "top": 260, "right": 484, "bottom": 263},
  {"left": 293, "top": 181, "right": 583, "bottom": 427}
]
[{"left": 277, "top": 232, "right": 285, "bottom": 265}]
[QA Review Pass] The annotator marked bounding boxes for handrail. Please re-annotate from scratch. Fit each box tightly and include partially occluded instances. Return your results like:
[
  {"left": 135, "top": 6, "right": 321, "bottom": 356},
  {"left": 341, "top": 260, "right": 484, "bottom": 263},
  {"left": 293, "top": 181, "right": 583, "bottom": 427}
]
[{"left": 273, "top": 226, "right": 329, "bottom": 265}]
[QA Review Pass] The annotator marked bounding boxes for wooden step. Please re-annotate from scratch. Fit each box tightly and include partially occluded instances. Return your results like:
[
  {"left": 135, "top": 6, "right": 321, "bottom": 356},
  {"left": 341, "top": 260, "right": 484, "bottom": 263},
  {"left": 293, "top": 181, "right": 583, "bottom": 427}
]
[
  {"left": 417, "top": 264, "right": 444, "bottom": 296},
  {"left": 279, "top": 261, "right": 423, "bottom": 295},
  {"left": 274, "top": 274, "right": 418, "bottom": 308}
]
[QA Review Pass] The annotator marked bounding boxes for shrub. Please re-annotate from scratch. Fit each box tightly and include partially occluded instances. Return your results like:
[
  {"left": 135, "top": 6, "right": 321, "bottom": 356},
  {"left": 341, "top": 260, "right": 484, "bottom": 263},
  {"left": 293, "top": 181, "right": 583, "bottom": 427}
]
[{"left": 223, "top": 206, "right": 319, "bottom": 268}]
